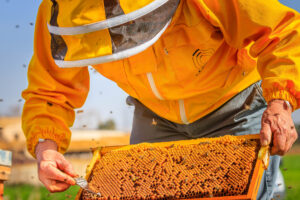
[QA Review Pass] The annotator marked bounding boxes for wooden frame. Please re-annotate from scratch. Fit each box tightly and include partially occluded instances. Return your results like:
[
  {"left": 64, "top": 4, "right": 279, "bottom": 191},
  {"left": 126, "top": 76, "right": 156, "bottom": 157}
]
[{"left": 75, "top": 135, "right": 267, "bottom": 200}]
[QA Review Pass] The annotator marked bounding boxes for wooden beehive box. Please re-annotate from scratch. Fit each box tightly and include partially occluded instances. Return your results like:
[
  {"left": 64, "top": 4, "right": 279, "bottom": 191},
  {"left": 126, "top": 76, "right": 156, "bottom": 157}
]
[
  {"left": 0, "top": 150, "right": 12, "bottom": 200},
  {"left": 75, "top": 134, "right": 268, "bottom": 200}
]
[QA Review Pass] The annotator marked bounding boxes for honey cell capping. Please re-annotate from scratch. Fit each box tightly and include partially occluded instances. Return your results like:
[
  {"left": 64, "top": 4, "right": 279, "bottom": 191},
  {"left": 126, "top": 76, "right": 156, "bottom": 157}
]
[{"left": 75, "top": 134, "right": 268, "bottom": 200}]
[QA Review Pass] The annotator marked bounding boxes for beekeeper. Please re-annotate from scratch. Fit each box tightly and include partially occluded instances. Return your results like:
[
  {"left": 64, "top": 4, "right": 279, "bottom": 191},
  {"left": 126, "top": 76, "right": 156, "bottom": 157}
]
[{"left": 22, "top": 0, "right": 299, "bottom": 199}]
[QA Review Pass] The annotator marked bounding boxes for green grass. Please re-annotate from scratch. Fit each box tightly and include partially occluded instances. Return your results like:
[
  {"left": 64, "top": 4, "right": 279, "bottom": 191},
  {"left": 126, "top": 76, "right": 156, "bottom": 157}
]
[
  {"left": 280, "top": 155, "right": 300, "bottom": 200},
  {"left": 3, "top": 155, "right": 300, "bottom": 200},
  {"left": 3, "top": 184, "right": 80, "bottom": 200}
]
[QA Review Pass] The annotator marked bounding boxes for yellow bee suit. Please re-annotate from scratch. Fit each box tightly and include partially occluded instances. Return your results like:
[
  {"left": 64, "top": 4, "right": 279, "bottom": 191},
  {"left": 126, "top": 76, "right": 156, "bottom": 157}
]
[{"left": 22, "top": 0, "right": 300, "bottom": 157}]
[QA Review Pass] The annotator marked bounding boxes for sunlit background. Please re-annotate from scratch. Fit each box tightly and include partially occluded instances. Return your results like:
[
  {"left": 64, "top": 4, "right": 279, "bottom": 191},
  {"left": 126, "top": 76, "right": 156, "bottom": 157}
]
[
  {"left": 0, "top": 0, "right": 135, "bottom": 132},
  {"left": 0, "top": 0, "right": 300, "bottom": 200}
]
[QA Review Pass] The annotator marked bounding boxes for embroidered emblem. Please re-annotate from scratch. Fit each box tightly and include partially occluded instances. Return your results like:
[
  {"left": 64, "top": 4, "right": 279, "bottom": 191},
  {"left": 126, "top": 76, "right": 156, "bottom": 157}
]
[{"left": 192, "top": 48, "right": 215, "bottom": 75}]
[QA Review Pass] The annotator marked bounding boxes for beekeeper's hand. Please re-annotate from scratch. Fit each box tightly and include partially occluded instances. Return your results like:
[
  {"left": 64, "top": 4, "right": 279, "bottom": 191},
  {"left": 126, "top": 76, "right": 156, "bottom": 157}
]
[
  {"left": 35, "top": 139, "right": 77, "bottom": 192},
  {"left": 260, "top": 99, "right": 298, "bottom": 156}
]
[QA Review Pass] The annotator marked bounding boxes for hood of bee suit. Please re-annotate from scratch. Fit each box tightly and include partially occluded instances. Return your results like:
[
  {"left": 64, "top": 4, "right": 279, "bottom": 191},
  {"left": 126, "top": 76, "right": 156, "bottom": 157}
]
[{"left": 47, "top": 0, "right": 180, "bottom": 68}]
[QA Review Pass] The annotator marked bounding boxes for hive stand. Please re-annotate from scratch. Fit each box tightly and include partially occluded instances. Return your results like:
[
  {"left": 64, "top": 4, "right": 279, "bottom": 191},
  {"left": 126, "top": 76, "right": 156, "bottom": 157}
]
[{"left": 0, "top": 150, "right": 12, "bottom": 200}]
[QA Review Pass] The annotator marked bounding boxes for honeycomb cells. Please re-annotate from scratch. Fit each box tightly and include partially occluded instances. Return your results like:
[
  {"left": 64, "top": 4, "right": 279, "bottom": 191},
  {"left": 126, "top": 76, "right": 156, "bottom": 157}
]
[{"left": 82, "top": 136, "right": 260, "bottom": 200}]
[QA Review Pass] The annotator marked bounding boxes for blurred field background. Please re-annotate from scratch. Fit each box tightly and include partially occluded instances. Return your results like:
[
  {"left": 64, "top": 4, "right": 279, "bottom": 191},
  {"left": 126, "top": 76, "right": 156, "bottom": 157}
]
[{"left": 281, "top": 154, "right": 300, "bottom": 200}]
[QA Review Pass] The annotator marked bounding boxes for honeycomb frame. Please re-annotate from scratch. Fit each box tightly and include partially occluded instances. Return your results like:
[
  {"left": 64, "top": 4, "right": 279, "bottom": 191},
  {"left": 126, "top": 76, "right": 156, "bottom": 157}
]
[{"left": 75, "top": 134, "right": 268, "bottom": 200}]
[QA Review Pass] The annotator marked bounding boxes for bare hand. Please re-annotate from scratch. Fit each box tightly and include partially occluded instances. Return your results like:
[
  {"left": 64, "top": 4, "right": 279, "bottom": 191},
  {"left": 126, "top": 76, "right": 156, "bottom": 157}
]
[
  {"left": 35, "top": 140, "right": 78, "bottom": 192},
  {"left": 260, "top": 99, "right": 298, "bottom": 155}
]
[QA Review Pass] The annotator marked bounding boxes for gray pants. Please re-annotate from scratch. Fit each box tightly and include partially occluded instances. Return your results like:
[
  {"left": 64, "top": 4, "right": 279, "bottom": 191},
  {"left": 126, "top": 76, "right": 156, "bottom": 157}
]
[{"left": 127, "top": 82, "right": 281, "bottom": 200}]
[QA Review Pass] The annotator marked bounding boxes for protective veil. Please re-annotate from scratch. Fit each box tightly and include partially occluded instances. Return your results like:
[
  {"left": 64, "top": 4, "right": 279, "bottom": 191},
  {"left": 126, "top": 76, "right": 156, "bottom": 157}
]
[{"left": 47, "top": 0, "right": 180, "bottom": 68}]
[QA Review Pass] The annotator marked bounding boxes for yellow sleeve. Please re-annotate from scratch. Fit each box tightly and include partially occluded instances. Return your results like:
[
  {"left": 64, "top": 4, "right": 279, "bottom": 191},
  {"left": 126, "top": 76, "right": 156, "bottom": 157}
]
[
  {"left": 198, "top": 0, "right": 300, "bottom": 110},
  {"left": 22, "top": 1, "right": 90, "bottom": 158}
]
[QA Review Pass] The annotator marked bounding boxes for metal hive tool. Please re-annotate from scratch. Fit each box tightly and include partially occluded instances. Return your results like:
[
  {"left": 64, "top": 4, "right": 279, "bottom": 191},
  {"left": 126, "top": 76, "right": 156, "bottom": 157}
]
[{"left": 74, "top": 177, "right": 102, "bottom": 197}]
